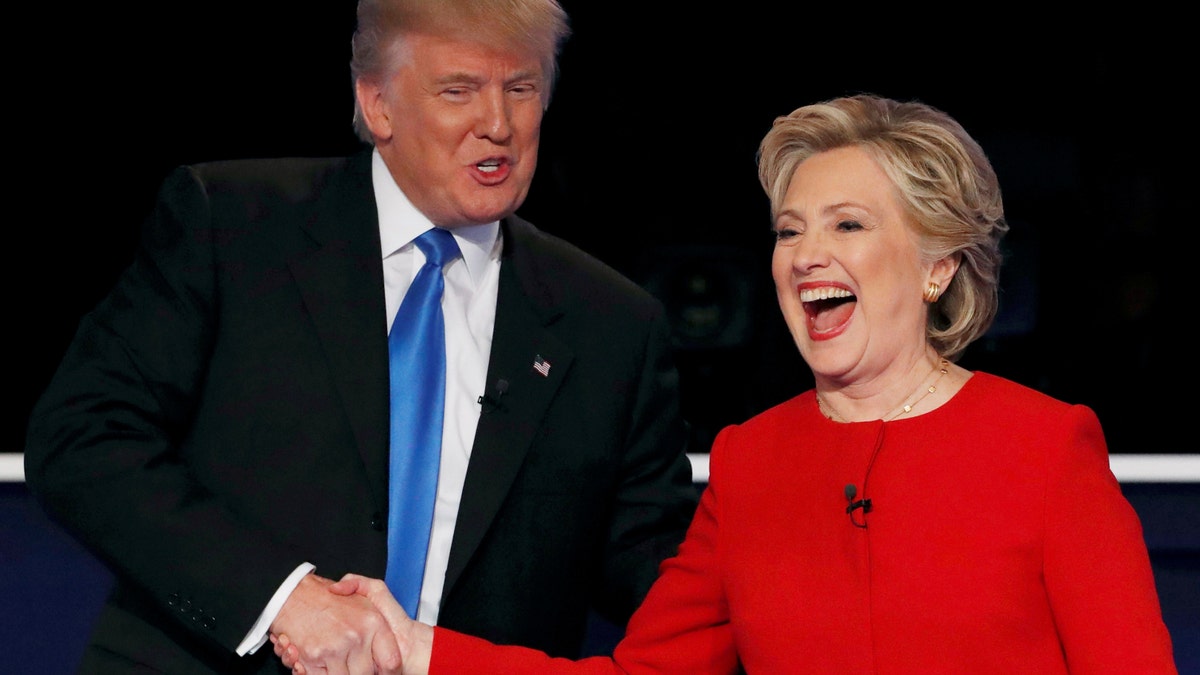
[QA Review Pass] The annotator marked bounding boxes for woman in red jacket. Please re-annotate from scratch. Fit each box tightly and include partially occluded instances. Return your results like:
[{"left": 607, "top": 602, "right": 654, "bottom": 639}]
[{"left": 278, "top": 93, "right": 1178, "bottom": 674}]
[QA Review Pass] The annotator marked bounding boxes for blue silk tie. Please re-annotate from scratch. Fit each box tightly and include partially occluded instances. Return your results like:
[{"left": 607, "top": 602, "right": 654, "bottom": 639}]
[{"left": 385, "top": 227, "right": 461, "bottom": 619}]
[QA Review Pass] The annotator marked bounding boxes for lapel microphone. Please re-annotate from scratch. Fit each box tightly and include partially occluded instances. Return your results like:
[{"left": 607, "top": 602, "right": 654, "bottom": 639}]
[
  {"left": 844, "top": 483, "right": 872, "bottom": 528},
  {"left": 478, "top": 378, "right": 510, "bottom": 413}
]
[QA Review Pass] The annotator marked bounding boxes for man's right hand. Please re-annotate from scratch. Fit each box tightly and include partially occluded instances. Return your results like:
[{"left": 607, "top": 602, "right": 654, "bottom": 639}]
[{"left": 269, "top": 572, "right": 403, "bottom": 675}]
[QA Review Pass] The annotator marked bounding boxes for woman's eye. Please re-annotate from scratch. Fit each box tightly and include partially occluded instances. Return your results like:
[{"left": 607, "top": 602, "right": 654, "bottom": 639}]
[{"left": 836, "top": 219, "right": 863, "bottom": 232}]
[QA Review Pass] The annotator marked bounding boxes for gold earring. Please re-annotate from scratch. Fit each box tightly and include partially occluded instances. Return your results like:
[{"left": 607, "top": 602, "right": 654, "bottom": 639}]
[{"left": 923, "top": 281, "right": 940, "bottom": 303}]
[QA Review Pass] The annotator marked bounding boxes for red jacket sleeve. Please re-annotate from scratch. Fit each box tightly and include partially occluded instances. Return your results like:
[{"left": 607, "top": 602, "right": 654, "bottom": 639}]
[
  {"left": 1041, "top": 404, "right": 1177, "bottom": 673},
  {"left": 432, "top": 429, "right": 741, "bottom": 674}
]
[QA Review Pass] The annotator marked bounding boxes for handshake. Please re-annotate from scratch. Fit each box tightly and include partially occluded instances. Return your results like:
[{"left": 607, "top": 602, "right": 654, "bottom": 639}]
[{"left": 269, "top": 574, "right": 433, "bottom": 675}]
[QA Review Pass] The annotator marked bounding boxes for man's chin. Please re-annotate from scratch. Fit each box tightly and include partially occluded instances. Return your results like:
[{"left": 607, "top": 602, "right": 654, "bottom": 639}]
[{"left": 455, "top": 199, "right": 525, "bottom": 226}]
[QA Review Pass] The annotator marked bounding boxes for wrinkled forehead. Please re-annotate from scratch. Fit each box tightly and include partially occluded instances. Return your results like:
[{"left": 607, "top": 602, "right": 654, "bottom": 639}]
[{"left": 386, "top": 28, "right": 552, "bottom": 84}]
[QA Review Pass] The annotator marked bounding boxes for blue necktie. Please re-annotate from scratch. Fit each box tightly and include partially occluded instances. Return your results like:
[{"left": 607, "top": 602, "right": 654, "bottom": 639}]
[{"left": 385, "top": 227, "right": 461, "bottom": 619}]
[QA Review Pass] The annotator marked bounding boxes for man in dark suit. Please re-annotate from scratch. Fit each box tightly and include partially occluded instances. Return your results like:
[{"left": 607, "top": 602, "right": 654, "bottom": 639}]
[{"left": 23, "top": 1, "right": 699, "bottom": 672}]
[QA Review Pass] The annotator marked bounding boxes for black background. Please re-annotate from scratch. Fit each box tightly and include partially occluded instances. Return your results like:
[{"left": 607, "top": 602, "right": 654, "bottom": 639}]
[{"left": 17, "top": 5, "right": 1188, "bottom": 457}]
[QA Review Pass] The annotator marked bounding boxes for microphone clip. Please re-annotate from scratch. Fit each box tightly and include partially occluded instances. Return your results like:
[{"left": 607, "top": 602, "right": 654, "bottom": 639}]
[
  {"left": 478, "top": 378, "right": 510, "bottom": 413},
  {"left": 845, "top": 497, "right": 873, "bottom": 515}
]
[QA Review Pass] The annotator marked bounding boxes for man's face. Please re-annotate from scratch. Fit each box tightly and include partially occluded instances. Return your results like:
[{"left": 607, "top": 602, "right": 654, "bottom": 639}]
[{"left": 359, "top": 33, "right": 547, "bottom": 228}]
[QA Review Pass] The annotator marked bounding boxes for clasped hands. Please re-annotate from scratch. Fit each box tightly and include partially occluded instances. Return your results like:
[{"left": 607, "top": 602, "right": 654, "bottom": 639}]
[{"left": 269, "top": 573, "right": 432, "bottom": 675}]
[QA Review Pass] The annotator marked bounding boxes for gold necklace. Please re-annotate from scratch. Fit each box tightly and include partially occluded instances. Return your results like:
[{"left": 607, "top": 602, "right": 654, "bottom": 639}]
[
  {"left": 816, "top": 394, "right": 847, "bottom": 422},
  {"left": 884, "top": 358, "right": 949, "bottom": 421},
  {"left": 816, "top": 358, "right": 950, "bottom": 423}
]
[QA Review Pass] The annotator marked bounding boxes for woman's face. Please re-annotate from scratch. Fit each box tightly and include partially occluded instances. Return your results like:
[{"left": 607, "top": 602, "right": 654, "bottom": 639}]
[{"left": 771, "top": 146, "right": 934, "bottom": 384}]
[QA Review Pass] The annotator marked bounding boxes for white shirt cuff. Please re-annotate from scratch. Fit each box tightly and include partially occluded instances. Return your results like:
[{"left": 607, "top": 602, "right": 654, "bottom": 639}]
[{"left": 235, "top": 562, "right": 317, "bottom": 656}]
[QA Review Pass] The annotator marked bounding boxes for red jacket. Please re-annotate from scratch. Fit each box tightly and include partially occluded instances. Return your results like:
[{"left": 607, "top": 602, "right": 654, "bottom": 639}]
[{"left": 434, "top": 372, "right": 1177, "bottom": 674}]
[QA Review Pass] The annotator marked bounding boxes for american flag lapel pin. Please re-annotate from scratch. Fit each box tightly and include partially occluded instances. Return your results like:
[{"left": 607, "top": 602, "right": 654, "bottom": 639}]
[{"left": 532, "top": 354, "right": 551, "bottom": 377}]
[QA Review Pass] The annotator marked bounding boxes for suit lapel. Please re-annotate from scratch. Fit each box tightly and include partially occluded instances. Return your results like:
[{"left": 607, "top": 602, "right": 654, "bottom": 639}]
[
  {"left": 287, "top": 153, "right": 392, "bottom": 510},
  {"left": 441, "top": 217, "right": 576, "bottom": 598}
]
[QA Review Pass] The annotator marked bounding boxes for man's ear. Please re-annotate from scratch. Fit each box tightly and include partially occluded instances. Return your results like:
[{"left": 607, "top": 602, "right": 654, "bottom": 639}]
[{"left": 354, "top": 79, "right": 391, "bottom": 142}]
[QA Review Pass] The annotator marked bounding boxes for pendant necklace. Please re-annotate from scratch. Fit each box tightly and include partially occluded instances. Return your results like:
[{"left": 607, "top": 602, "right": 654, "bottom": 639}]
[{"left": 817, "top": 358, "right": 950, "bottom": 422}]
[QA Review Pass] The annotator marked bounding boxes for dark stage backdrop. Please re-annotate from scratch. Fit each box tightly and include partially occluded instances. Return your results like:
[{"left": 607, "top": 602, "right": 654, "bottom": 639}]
[
  {"left": 7, "top": 4, "right": 1196, "bottom": 674},
  {"left": 16, "top": 8, "right": 1187, "bottom": 456}
]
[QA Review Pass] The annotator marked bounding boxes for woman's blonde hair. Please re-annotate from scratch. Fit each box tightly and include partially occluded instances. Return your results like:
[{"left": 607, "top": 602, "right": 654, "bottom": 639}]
[{"left": 757, "top": 93, "right": 1009, "bottom": 360}]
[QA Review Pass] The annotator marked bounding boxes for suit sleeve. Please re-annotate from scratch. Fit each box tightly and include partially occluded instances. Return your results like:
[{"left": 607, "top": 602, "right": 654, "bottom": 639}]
[
  {"left": 23, "top": 166, "right": 305, "bottom": 653},
  {"left": 432, "top": 428, "right": 737, "bottom": 674},
  {"left": 591, "top": 299, "right": 701, "bottom": 622},
  {"left": 1041, "top": 405, "right": 1178, "bottom": 673}
]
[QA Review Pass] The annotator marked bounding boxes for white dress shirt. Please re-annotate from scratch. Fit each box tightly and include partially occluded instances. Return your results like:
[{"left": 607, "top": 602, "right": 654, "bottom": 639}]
[
  {"left": 236, "top": 149, "right": 501, "bottom": 654},
  {"left": 374, "top": 150, "right": 502, "bottom": 624}
]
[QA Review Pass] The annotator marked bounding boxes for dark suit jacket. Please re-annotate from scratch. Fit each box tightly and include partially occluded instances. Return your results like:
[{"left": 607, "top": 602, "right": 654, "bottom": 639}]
[{"left": 24, "top": 151, "right": 699, "bottom": 674}]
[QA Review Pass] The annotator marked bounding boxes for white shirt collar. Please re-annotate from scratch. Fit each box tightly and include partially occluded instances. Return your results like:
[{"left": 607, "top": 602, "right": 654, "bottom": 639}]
[{"left": 371, "top": 148, "right": 500, "bottom": 286}]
